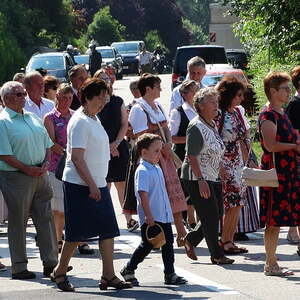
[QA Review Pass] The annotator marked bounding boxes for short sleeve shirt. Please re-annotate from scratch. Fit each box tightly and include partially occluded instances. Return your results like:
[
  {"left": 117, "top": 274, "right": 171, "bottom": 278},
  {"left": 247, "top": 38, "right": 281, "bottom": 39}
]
[
  {"left": 135, "top": 159, "right": 173, "bottom": 225},
  {"left": 0, "top": 107, "right": 53, "bottom": 171},
  {"left": 63, "top": 108, "right": 110, "bottom": 188},
  {"left": 24, "top": 96, "right": 54, "bottom": 119}
]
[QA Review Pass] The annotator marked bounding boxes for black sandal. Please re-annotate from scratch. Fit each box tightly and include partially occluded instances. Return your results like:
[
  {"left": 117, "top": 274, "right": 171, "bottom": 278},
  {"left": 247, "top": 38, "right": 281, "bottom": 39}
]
[
  {"left": 58, "top": 241, "right": 63, "bottom": 254},
  {"left": 99, "top": 275, "right": 132, "bottom": 290},
  {"left": 51, "top": 272, "right": 75, "bottom": 292},
  {"left": 164, "top": 273, "right": 187, "bottom": 285},
  {"left": 127, "top": 219, "right": 139, "bottom": 232},
  {"left": 78, "top": 243, "right": 94, "bottom": 255}
]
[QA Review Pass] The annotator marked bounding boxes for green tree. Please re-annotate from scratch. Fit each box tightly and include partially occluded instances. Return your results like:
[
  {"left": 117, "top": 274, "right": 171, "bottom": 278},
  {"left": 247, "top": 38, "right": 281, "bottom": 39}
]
[
  {"left": 0, "top": 13, "right": 26, "bottom": 84},
  {"left": 223, "top": 0, "right": 300, "bottom": 61},
  {"left": 86, "top": 6, "right": 125, "bottom": 46},
  {"left": 182, "top": 19, "right": 208, "bottom": 45}
]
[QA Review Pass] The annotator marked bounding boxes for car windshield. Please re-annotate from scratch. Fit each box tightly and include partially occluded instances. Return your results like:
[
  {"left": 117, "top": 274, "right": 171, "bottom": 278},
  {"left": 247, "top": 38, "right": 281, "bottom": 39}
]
[
  {"left": 97, "top": 49, "right": 114, "bottom": 58},
  {"left": 74, "top": 55, "right": 89, "bottom": 64},
  {"left": 112, "top": 43, "right": 139, "bottom": 54},
  {"left": 227, "top": 52, "right": 247, "bottom": 62},
  {"left": 28, "top": 56, "right": 64, "bottom": 70},
  {"left": 176, "top": 48, "right": 228, "bottom": 73}
]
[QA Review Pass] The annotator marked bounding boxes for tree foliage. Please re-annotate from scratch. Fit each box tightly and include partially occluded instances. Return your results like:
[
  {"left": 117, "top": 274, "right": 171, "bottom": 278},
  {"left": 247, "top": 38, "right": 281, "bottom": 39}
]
[
  {"left": 182, "top": 19, "right": 208, "bottom": 45},
  {"left": 87, "top": 6, "right": 125, "bottom": 46},
  {"left": 223, "top": 0, "right": 300, "bottom": 60}
]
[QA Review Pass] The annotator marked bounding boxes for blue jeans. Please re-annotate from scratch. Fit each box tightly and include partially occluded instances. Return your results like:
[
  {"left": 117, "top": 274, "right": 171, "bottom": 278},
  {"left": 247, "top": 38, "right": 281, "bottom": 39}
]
[{"left": 126, "top": 222, "right": 175, "bottom": 275}]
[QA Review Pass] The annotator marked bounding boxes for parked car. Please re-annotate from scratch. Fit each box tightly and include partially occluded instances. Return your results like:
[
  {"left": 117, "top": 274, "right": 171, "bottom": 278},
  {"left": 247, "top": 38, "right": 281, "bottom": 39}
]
[
  {"left": 111, "top": 41, "right": 145, "bottom": 75},
  {"left": 25, "top": 52, "right": 75, "bottom": 82},
  {"left": 202, "top": 66, "right": 258, "bottom": 115},
  {"left": 95, "top": 46, "right": 123, "bottom": 79},
  {"left": 226, "top": 49, "right": 249, "bottom": 70},
  {"left": 171, "top": 45, "right": 228, "bottom": 89},
  {"left": 74, "top": 54, "right": 89, "bottom": 71}
]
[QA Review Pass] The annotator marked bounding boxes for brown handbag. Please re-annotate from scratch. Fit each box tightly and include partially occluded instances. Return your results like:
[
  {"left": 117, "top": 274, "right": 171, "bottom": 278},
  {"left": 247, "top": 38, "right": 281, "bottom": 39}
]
[{"left": 146, "top": 223, "right": 166, "bottom": 248}]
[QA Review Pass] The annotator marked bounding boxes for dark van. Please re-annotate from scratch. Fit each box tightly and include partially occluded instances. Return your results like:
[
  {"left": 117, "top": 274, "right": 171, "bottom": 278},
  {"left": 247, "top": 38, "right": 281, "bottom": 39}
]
[{"left": 172, "top": 45, "right": 228, "bottom": 89}]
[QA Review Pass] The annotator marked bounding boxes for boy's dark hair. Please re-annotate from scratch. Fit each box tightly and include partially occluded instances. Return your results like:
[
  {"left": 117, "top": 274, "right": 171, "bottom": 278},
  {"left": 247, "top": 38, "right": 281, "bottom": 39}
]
[{"left": 136, "top": 133, "right": 162, "bottom": 156}]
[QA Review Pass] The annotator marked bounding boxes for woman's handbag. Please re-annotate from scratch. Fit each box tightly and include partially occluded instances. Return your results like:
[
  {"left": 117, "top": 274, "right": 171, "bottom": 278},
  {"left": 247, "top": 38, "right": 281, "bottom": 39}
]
[
  {"left": 146, "top": 223, "right": 166, "bottom": 248},
  {"left": 55, "top": 151, "right": 67, "bottom": 181}
]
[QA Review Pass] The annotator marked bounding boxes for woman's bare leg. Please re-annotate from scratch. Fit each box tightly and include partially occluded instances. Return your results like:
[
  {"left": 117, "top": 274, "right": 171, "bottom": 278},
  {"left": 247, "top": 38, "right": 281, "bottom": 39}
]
[
  {"left": 99, "top": 238, "right": 115, "bottom": 279},
  {"left": 264, "top": 226, "right": 280, "bottom": 266}
]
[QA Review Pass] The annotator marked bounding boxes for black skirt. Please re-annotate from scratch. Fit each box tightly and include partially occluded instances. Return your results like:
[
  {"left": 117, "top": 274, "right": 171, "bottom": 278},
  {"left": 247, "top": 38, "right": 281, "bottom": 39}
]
[{"left": 63, "top": 182, "right": 120, "bottom": 242}]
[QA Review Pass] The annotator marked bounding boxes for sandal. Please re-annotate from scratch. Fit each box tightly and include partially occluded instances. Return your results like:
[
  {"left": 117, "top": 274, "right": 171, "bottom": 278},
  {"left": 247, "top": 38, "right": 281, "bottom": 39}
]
[
  {"left": 164, "top": 273, "right": 187, "bottom": 285},
  {"left": 264, "top": 264, "right": 294, "bottom": 276},
  {"left": 176, "top": 236, "right": 185, "bottom": 247},
  {"left": 58, "top": 241, "right": 63, "bottom": 254},
  {"left": 220, "top": 241, "right": 248, "bottom": 255},
  {"left": 78, "top": 243, "right": 94, "bottom": 255},
  {"left": 127, "top": 219, "right": 139, "bottom": 232},
  {"left": 51, "top": 272, "right": 75, "bottom": 292},
  {"left": 99, "top": 275, "right": 132, "bottom": 290},
  {"left": 183, "top": 238, "right": 197, "bottom": 261}
]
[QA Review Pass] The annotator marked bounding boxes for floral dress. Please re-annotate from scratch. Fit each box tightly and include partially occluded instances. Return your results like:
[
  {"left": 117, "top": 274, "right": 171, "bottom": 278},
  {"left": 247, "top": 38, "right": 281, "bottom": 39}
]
[
  {"left": 216, "top": 108, "right": 247, "bottom": 210},
  {"left": 259, "top": 108, "right": 300, "bottom": 227}
]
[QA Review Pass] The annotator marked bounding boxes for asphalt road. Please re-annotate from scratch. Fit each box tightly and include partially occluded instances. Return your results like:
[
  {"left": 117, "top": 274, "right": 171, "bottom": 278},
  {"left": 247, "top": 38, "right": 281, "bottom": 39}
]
[{"left": 1, "top": 74, "right": 300, "bottom": 299}]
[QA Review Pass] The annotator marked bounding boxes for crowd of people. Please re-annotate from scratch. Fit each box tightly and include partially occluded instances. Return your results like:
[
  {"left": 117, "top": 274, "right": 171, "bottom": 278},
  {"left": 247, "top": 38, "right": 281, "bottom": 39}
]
[{"left": 1, "top": 54, "right": 300, "bottom": 292}]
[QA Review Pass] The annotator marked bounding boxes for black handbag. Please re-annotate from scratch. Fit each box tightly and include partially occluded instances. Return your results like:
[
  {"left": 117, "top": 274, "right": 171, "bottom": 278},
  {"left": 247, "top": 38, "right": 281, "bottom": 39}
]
[{"left": 55, "top": 151, "right": 67, "bottom": 181}]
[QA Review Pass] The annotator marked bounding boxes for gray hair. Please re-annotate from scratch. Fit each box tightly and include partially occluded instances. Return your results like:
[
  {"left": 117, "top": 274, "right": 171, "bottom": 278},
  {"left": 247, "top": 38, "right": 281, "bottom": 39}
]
[
  {"left": 193, "top": 87, "right": 219, "bottom": 108},
  {"left": 129, "top": 79, "right": 139, "bottom": 91},
  {"left": 179, "top": 80, "right": 198, "bottom": 95},
  {"left": 13, "top": 72, "right": 25, "bottom": 83},
  {"left": 0, "top": 81, "right": 23, "bottom": 100},
  {"left": 187, "top": 56, "right": 206, "bottom": 69},
  {"left": 24, "top": 71, "right": 43, "bottom": 86},
  {"left": 57, "top": 83, "right": 73, "bottom": 95}
]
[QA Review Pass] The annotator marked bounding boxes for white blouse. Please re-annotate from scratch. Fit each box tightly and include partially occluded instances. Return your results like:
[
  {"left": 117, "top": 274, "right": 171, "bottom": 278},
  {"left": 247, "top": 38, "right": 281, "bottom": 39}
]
[
  {"left": 128, "top": 98, "right": 167, "bottom": 134},
  {"left": 63, "top": 108, "right": 110, "bottom": 188}
]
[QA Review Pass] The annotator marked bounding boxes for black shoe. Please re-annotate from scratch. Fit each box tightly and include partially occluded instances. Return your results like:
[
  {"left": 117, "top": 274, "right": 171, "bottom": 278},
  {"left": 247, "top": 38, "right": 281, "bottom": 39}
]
[
  {"left": 120, "top": 266, "right": 139, "bottom": 286},
  {"left": 44, "top": 265, "right": 73, "bottom": 277},
  {"left": 164, "top": 273, "right": 187, "bottom": 285},
  {"left": 127, "top": 219, "right": 139, "bottom": 232},
  {"left": 78, "top": 243, "right": 95, "bottom": 255},
  {"left": 12, "top": 270, "right": 36, "bottom": 280}
]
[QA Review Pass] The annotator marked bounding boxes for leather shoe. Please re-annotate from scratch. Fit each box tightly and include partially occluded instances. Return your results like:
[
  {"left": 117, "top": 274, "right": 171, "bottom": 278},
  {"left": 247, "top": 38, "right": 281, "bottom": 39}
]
[
  {"left": 12, "top": 270, "right": 36, "bottom": 280},
  {"left": 183, "top": 238, "right": 197, "bottom": 261}
]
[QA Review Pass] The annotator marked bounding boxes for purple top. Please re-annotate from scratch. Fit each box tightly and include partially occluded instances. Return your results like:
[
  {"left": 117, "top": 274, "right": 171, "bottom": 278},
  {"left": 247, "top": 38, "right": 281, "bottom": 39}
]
[{"left": 45, "top": 108, "right": 73, "bottom": 172}]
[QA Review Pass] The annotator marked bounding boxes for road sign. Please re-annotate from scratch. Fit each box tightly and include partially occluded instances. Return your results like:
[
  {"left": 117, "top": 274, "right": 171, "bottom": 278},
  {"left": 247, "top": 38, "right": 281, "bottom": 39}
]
[{"left": 209, "top": 32, "right": 216, "bottom": 43}]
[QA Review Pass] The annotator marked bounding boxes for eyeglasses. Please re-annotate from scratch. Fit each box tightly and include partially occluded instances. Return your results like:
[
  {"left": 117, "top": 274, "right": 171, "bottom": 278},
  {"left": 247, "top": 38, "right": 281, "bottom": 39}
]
[
  {"left": 153, "top": 85, "right": 161, "bottom": 90},
  {"left": 14, "top": 92, "right": 27, "bottom": 97}
]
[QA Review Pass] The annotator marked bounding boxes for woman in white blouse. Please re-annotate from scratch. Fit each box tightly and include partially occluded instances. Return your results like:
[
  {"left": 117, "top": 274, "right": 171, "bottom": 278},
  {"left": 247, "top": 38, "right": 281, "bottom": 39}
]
[
  {"left": 169, "top": 80, "right": 199, "bottom": 230},
  {"left": 52, "top": 78, "right": 132, "bottom": 292},
  {"left": 124, "top": 74, "right": 187, "bottom": 247}
]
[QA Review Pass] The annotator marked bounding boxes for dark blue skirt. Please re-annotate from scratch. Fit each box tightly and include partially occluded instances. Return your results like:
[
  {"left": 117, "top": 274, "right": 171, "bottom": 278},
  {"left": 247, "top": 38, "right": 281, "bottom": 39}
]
[{"left": 63, "top": 182, "right": 120, "bottom": 242}]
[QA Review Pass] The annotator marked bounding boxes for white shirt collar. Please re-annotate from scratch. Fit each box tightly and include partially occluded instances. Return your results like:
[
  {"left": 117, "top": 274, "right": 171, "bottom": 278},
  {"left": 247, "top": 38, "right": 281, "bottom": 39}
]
[{"left": 182, "top": 102, "right": 195, "bottom": 112}]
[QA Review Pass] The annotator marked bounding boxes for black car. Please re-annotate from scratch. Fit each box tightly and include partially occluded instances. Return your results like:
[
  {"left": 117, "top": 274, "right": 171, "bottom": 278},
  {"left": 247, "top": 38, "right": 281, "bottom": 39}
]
[
  {"left": 111, "top": 41, "right": 145, "bottom": 75},
  {"left": 96, "top": 46, "right": 123, "bottom": 79},
  {"left": 226, "top": 49, "right": 249, "bottom": 70},
  {"left": 171, "top": 45, "right": 228, "bottom": 89},
  {"left": 26, "top": 52, "right": 75, "bottom": 82}
]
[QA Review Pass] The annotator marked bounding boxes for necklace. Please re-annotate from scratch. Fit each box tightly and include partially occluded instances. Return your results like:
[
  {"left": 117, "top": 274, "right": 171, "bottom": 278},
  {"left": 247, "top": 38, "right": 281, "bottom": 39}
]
[{"left": 82, "top": 109, "right": 96, "bottom": 120}]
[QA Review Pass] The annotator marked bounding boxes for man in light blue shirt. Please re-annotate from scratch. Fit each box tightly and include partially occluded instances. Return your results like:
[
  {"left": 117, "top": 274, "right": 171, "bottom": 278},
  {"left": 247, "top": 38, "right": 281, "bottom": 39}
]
[{"left": 0, "top": 81, "right": 58, "bottom": 280}]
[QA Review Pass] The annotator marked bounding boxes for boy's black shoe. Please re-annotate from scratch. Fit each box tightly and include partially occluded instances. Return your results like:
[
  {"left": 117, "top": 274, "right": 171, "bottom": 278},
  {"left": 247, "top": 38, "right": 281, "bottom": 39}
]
[
  {"left": 164, "top": 273, "right": 187, "bottom": 285},
  {"left": 120, "top": 266, "right": 139, "bottom": 286}
]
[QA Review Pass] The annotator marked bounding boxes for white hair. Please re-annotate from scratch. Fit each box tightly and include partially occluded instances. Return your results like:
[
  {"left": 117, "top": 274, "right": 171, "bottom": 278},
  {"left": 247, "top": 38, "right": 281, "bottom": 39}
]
[{"left": 0, "top": 81, "right": 23, "bottom": 100}]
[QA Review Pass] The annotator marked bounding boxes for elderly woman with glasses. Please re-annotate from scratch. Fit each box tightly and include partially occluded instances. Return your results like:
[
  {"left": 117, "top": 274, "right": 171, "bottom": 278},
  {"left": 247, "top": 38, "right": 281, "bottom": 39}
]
[
  {"left": 169, "top": 80, "right": 199, "bottom": 229},
  {"left": 52, "top": 78, "right": 132, "bottom": 292},
  {"left": 181, "top": 87, "right": 234, "bottom": 264}
]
